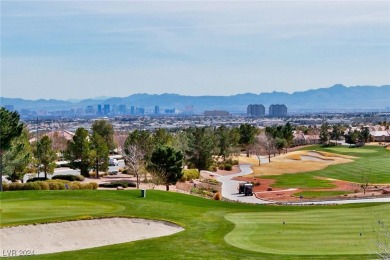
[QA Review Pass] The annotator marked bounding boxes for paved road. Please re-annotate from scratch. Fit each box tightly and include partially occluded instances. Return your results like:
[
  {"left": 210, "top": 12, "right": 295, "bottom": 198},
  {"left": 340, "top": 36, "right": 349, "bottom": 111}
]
[
  {"left": 216, "top": 164, "right": 274, "bottom": 204},
  {"left": 217, "top": 164, "right": 390, "bottom": 205}
]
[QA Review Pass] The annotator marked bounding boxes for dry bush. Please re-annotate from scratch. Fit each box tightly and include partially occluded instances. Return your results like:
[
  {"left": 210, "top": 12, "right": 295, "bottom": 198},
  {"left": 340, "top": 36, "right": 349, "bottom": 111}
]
[{"left": 213, "top": 191, "right": 222, "bottom": 200}]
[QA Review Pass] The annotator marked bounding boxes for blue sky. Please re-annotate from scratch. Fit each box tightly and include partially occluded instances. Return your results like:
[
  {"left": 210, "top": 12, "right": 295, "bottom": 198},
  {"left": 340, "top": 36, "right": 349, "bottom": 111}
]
[{"left": 1, "top": 0, "right": 389, "bottom": 100}]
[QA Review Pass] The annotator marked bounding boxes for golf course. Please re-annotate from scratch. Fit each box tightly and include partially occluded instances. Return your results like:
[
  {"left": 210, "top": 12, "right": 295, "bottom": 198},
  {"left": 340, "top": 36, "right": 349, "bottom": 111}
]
[{"left": 1, "top": 190, "right": 389, "bottom": 259}]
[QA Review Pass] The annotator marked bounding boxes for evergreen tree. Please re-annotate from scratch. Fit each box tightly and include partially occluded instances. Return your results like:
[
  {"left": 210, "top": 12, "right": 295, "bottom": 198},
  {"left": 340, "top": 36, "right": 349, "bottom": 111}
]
[
  {"left": 0, "top": 108, "right": 24, "bottom": 191},
  {"left": 319, "top": 123, "right": 330, "bottom": 145},
  {"left": 3, "top": 129, "right": 32, "bottom": 182},
  {"left": 91, "top": 120, "right": 115, "bottom": 150},
  {"left": 148, "top": 145, "right": 183, "bottom": 191},
  {"left": 91, "top": 133, "right": 109, "bottom": 178},
  {"left": 186, "top": 127, "right": 216, "bottom": 170},
  {"left": 64, "top": 128, "right": 93, "bottom": 177},
  {"left": 238, "top": 124, "right": 257, "bottom": 157},
  {"left": 35, "top": 135, "right": 57, "bottom": 179}
]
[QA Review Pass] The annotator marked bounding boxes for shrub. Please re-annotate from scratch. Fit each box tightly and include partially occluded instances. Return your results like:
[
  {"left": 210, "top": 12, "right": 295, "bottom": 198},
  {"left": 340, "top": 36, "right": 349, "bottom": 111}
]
[
  {"left": 22, "top": 182, "right": 40, "bottom": 190},
  {"left": 3, "top": 179, "right": 97, "bottom": 191},
  {"left": 121, "top": 169, "right": 129, "bottom": 174},
  {"left": 224, "top": 164, "right": 232, "bottom": 171},
  {"left": 99, "top": 181, "right": 136, "bottom": 188},
  {"left": 48, "top": 181, "right": 59, "bottom": 190},
  {"left": 213, "top": 191, "right": 222, "bottom": 200},
  {"left": 90, "top": 182, "right": 98, "bottom": 190},
  {"left": 27, "top": 177, "right": 48, "bottom": 182},
  {"left": 2, "top": 182, "right": 9, "bottom": 191},
  {"left": 69, "top": 182, "right": 81, "bottom": 190},
  {"left": 208, "top": 165, "right": 217, "bottom": 172},
  {"left": 89, "top": 172, "right": 108, "bottom": 178},
  {"left": 52, "top": 175, "right": 84, "bottom": 181},
  {"left": 254, "top": 181, "right": 261, "bottom": 187},
  {"left": 267, "top": 187, "right": 272, "bottom": 191},
  {"left": 80, "top": 183, "right": 92, "bottom": 190},
  {"left": 218, "top": 164, "right": 225, "bottom": 170},
  {"left": 38, "top": 181, "right": 50, "bottom": 190},
  {"left": 232, "top": 160, "right": 239, "bottom": 165},
  {"left": 180, "top": 169, "right": 200, "bottom": 182},
  {"left": 9, "top": 182, "right": 23, "bottom": 191},
  {"left": 203, "top": 178, "right": 219, "bottom": 185}
]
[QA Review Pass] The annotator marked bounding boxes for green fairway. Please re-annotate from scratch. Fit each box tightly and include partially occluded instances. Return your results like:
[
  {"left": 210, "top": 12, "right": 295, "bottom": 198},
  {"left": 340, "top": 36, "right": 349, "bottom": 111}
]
[
  {"left": 1, "top": 199, "right": 125, "bottom": 226},
  {"left": 300, "top": 145, "right": 390, "bottom": 183},
  {"left": 262, "top": 145, "right": 390, "bottom": 189},
  {"left": 225, "top": 203, "right": 390, "bottom": 255},
  {"left": 0, "top": 190, "right": 388, "bottom": 259}
]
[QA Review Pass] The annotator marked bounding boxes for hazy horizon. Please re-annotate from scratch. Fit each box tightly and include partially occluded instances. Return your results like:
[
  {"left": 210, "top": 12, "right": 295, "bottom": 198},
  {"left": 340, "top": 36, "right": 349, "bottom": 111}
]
[{"left": 2, "top": 1, "right": 389, "bottom": 100}]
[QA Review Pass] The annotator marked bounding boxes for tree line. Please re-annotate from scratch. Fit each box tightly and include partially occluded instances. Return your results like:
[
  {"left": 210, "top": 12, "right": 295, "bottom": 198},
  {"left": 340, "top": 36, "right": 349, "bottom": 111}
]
[{"left": 12, "top": 108, "right": 375, "bottom": 192}]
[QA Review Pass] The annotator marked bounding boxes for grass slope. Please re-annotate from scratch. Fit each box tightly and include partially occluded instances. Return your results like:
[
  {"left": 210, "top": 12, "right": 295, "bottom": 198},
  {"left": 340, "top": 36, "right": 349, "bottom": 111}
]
[
  {"left": 262, "top": 145, "right": 390, "bottom": 188},
  {"left": 1, "top": 190, "right": 388, "bottom": 259}
]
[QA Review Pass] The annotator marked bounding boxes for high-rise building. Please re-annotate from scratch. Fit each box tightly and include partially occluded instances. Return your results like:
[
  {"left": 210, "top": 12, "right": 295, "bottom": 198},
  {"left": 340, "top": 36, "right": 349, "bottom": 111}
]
[
  {"left": 247, "top": 104, "right": 265, "bottom": 117},
  {"left": 154, "top": 106, "right": 160, "bottom": 115},
  {"left": 118, "top": 104, "right": 127, "bottom": 114},
  {"left": 97, "top": 104, "right": 102, "bottom": 115},
  {"left": 136, "top": 107, "right": 145, "bottom": 115},
  {"left": 269, "top": 104, "right": 287, "bottom": 117},
  {"left": 103, "top": 104, "right": 110, "bottom": 115},
  {"left": 85, "top": 106, "right": 95, "bottom": 114}
]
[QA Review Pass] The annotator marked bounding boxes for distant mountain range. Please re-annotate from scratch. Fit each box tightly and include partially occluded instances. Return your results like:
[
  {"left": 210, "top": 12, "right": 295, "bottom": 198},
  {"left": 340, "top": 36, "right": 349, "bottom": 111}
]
[{"left": 1, "top": 84, "right": 390, "bottom": 113}]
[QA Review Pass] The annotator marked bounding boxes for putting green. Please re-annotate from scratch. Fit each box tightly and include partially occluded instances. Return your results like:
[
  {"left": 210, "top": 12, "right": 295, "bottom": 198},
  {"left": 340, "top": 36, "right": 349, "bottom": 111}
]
[
  {"left": 0, "top": 199, "right": 125, "bottom": 226},
  {"left": 225, "top": 204, "right": 390, "bottom": 255}
]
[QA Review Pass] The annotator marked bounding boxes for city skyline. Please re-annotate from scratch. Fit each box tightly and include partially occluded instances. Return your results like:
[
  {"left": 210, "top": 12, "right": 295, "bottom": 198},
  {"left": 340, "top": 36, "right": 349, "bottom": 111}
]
[{"left": 2, "top": 1, "right": 389, "bottom": 100}]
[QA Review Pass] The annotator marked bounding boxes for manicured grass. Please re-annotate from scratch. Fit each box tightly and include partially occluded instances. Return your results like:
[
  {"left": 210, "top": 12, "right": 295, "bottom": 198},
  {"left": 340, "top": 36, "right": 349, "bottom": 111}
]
[
  {"left": 301, "top": 145, "right": 390, "bottom": 183},
  {"left": 261, "top": 173, "right": 336, "bottom": 189},
  {"left": 293, "top": 190, "right": 352, "bottom": 199},
  {"left": 1, "top": 199, "right": 125, "bottom": 226},
  {"left": 225, "top": 203, "right": 390, "bottom": 255},
  {"left": 262, "top": 145, "right": 390, "bottom": 188},
  {"left": 0, "top": 190, "right": 387, "bottom": 259}
]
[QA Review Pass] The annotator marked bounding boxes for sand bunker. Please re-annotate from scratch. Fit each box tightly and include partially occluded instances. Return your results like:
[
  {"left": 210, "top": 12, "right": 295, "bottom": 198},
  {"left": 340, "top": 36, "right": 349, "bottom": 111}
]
[
  {"left": 249, "top": 150, "right": 355, "bottom": 176},
  {"left": 0, "top": 218, "right": 183, "bottom": 256}
]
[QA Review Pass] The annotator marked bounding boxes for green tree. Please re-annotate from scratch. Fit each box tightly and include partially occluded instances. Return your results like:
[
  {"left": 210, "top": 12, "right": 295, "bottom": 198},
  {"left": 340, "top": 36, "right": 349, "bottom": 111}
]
[
  {"left": 345, "top": 129, "right": 360, "bottom": 146},
  {"left": 216, "top": 125, "right": 239, "bottom": 161},
  {"left": 360, "top": 127, "right": 371, "bottom": 144},
  {"left": 3, "top": 129, "right": 32, "bottom": 182},
  {"left": 171, "top": 131, "right": 190, "bottom": 164},
  {"left": 152, "top": 128, "right": 173, "bottom": 147},
  {"left": 282, "top": 122, "right": 294, "bottom": 152},
  {"left": 91, "top": 120, "right": 115, "bottom": 150},
  {"left": 275, "top": 137, "right": 287, "bottom": 155},
  {"left": 64, "top": 128, "right": 93, "bottom": 177},
  {"left": 91, "top": 133, "right": 109, "bottom": 178},
  {"left": 319, "top": 123, "right": 330, "bottom": 145},
  {"left": 34, "top": 135, "right": 57, "bottom": 179},
  {"left": 124, "top": 130, "right": 153, "bottom": 161},
  {"left": 0, "top": 108, "right": 24, "bottom": 191},
  {"left": 330, "top": 124, "right": 343, "bottom": 142},
  {"left": 238, "top": 124, "right": 257, "bottom": 157},
  {"left": 148, "top": 145, "right": 183, "bottom": 191},
  {"left": 186, "top": 127, "right": 216, "bottom": 170}
]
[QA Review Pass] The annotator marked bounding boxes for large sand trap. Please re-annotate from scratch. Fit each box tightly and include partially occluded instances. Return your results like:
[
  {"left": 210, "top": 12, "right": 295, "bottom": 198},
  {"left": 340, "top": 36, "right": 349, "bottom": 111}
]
[
  {"left": 0, "top": 218, "right": 183, "bottom": 257},
  {"left": 248, "top": 150, "right": 355, "bottom": 176}
]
